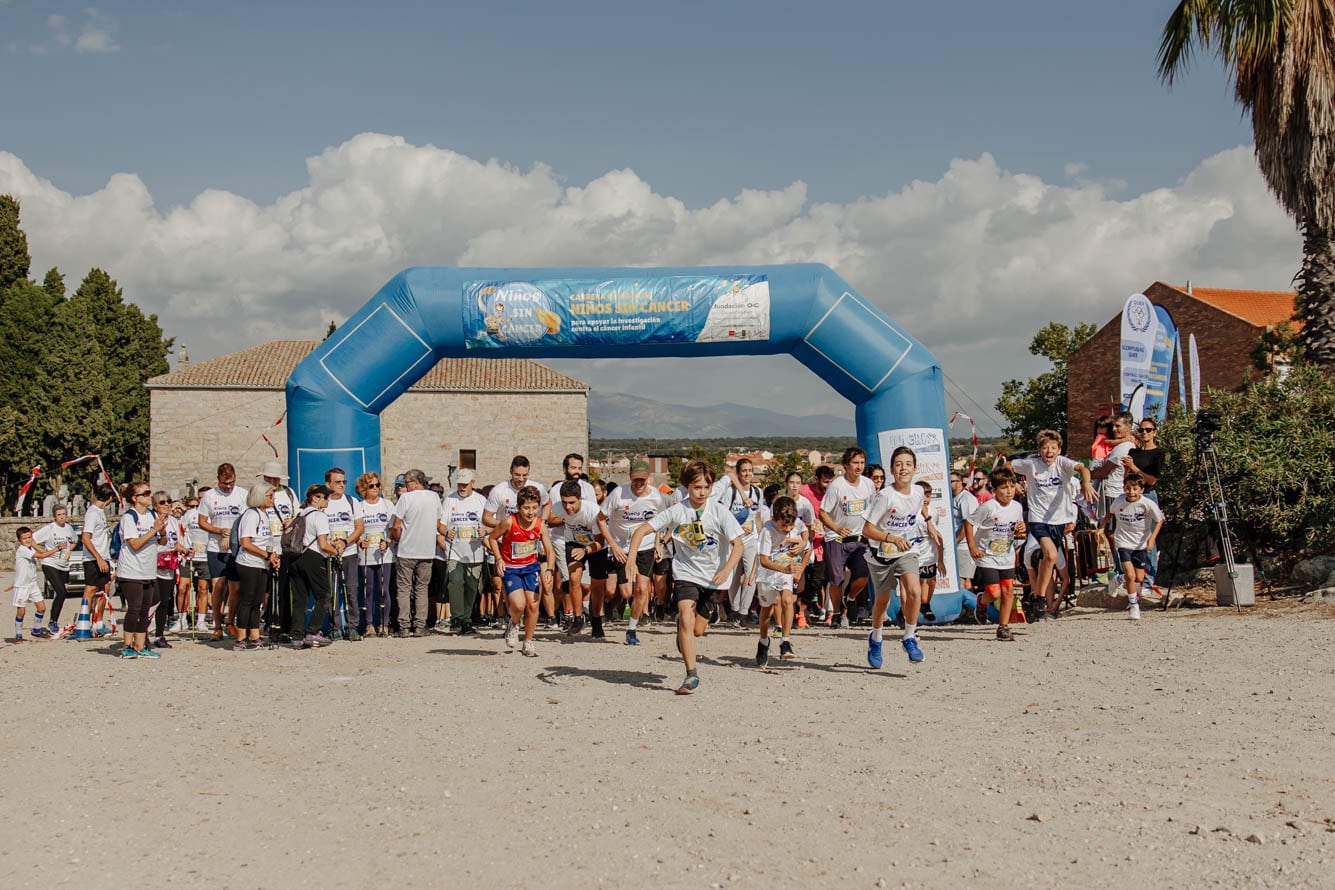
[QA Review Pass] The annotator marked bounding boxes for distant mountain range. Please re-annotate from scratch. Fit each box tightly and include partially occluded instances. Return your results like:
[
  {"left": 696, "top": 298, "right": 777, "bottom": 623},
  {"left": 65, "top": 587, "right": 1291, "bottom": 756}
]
[{"left": 589, "top": 391, "right": 854, "bottom": 438}]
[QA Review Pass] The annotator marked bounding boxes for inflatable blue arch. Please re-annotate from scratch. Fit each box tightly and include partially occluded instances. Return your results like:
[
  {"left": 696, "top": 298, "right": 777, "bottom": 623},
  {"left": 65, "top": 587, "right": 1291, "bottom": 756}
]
[{"left": 286, "top": 263, "right": 963, "bottom": 613}]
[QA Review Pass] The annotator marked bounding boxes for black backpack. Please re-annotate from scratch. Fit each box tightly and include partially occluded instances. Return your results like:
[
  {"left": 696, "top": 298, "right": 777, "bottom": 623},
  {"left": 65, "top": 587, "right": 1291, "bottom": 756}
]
[{"left": 280, "top": 509, "right": 311, "bottom": 556}]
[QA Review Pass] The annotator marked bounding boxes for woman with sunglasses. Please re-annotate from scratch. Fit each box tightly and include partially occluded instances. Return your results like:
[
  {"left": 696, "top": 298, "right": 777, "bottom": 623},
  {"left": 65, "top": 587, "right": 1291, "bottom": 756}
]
[
  {"left": 356, "top": 472, "right": 394, "bottom": 636},
  {"left": 116, "top": 482, "right": 169, "bottom": 659},
  {"left": 152, "top": 491, "right": 187, "bottom": 649}
]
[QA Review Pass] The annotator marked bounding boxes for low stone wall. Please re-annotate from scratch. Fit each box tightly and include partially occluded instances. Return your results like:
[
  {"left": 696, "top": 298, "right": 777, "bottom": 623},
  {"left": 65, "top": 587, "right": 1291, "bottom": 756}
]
[{"left": 0, "top": 515, "right": 121, "bottom": 571}]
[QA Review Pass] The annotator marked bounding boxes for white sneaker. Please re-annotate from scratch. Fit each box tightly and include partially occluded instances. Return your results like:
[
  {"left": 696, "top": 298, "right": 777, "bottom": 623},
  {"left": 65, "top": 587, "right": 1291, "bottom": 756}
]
[
  {"left": 1129, "top": 601, "right": 1141, "bottom": 621},
  {"left": 504, "top": 623, "right": 519, "bottom": 649},
  {"left": 194, "top": 618, "right": 207, "bottom": 631},
  {"left": 521, "top": 640, "right": 537, "bottom": 657}
]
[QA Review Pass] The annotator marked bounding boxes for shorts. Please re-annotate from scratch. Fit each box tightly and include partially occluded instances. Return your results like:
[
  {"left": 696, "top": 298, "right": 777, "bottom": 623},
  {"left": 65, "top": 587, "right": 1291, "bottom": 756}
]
[
  {"left": 824, "top": 539, "right": 868, "bottom": 588},
  {"left": 918, "top": 563, "right": 938, "bottom": 581},
  {"left": 12, "top": 584, "right": 44, "bottom": 607},
  {"left": 867, "top": 553, "right": 919, "bottom": 598},
  {"left": 502, "top": 562, "right": 541, "bottom": 594},
  {"left": 552, "top": 538, "right": 569, "bottom": 582},
  {"left": 192, "top": 558, "right": 210, "bottom": 581},
  {"left": 973, "top": 566, "right": 1016, "bottom": 588},
  {"left": 207, "top": 551, "right": 237, "bottom": 581},
  {"left": 1116, "top": 548, "right": 1150, "bottom": 571},
  {"left": 673, "top": 580, "right": 722, "bottom": 606},
  {"left": 1029, "top": 522, "right": 1065, "bottom": 543},
  {"left": 84, "top": 558, "right": 111, "bottom": 589},
  {"left": 756, "top": 579, "right": 794, "bottom": 608},
  {"left": 652, "top": 554, "right": 672, "bottom": 576},
  {"left": 589, "top": 549, "right": 653, "bottom": 584},
  {"left": 955, "top": 543, "right": 976, "bottom": 581}
]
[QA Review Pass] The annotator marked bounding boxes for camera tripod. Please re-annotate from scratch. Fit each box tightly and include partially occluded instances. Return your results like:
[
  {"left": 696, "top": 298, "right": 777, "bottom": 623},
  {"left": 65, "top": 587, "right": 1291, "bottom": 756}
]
[{"left": 1161, "top": 433, "right": 1249, "bottom": 613}]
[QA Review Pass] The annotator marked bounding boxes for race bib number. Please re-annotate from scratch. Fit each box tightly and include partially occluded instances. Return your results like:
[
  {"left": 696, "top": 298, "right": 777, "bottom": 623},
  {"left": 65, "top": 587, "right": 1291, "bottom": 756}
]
[
  {"left": 58, "top": 547, "right": 71, "bottom": 565},
  {"left": 572, "top": 531, "right": 593, "bottom": 545},
  {"left": 741, "top": 518, "right": 755, "bottom": 535},
  {"left": 331, "top": 530, "right": 348, "bottom": 543},
  {"left": 846, "top": 498, "right": 866, "bottom": 516},
  {"left": 987, "top": 538, "right": 1012, "bottom": 556},
  {"left": 269, "top": 518, "right": 283, "bottom": 536},
  {"left": 366, "top": 531, "right": 383, "bottom": 548},
  {"left": 877, "top": 540, "right": 903, "bottom": 559},
  {"left": 193, "top": 542, "right": 206, "bottom": 557},
  {"left": 455, "top": 525, "right": 478, "bottom": 540},
  {"left": 509, "top": 539, "right": 537, "bottom": 560}
]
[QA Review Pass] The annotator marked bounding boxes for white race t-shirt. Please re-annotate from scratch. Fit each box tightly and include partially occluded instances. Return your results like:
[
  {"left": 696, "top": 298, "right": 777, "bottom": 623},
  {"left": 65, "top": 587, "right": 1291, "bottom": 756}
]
[
  {"left": 442, "top": 492, "right": 487, "bottom": 562},
  {"left": 556, "top": 500, "right": 604, "bottom": 547},
  {"left": 820, "top": 475, "right": 877, "bottom": 541},
  {"left": 116, "top": 509, "right": 160, "bottom": 581},
  {"left": 235, "top": 508, "right": 273, "bottom": 569},
  {"left": 1107, "top": 495, "right": 1164, "bottom": 550},
  {"left": 157, "top": 515, "right": 185, "bottom": 580},
  {"left": 605, "top": 485, "right": 667, "bottom": 551},
  {"left": 712, "top": 478, "right": 766, "bottom": 541},
  {"left": 648, "top": 499, "right": 744, "bottom": 588},
  {"left": 359, "top": 498, "right": 395, "bottom": 566},
  {"left": 394, "top": 489, "right": 444, "bottom": 560},
  {"left": 547, "top": 479, "right": 597, "bottom": 510},
  {"left": 1096, "top": 441, "right": 1136, "bottom": 500},
  {"left": 968, "top": 498, "right": 1024, "bottom": 570},
  {"left": 863, "top": 485, "right": 926, "bottom": 561},
  {"left": 324, "top": 494, "right": 363, "bottom": 558},
  {"left": 83, "top": 504, "right": 110, "bottom": 561},
  {"left": 952, "top": 489, "right": 979, "bottom": 542},
  {"left": 793, "top": 495, "right": 816, "bottom": 529},
  {"left": 33, "top": 521, "right": 78, "bottom": 570},
  {"left": 1010, "top": 456, "right": 1081, "bottom": 525},
  {"left": 199, "top": 485, "right": 249, "bottom": 553},
  {"left": 300, "top": 507, "right": 331, "bottom": 555},
  {"left": 911, "top": 508, "right": 937, "bottom": 567},
  {"left": 13, "top": 544, "right": 40, "bottom": 593},
  {"left": 756, "top": 518, "right": 809, "bottom": 590},
  {"left": 485, "top": 480, "right": 549, "bottom": 520},
  {"left": 183, "top": 507, "right": 208, "bottom": 560}
]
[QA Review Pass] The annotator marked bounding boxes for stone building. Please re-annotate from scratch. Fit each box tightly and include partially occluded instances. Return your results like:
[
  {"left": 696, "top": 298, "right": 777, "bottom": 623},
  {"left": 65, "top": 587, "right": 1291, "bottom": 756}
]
[
  {"left": 146, "top": 340, "right": 590, "bottom": 496},
  {"left": 1066, "top": 283, "right": 1296, "bottom": 456}
]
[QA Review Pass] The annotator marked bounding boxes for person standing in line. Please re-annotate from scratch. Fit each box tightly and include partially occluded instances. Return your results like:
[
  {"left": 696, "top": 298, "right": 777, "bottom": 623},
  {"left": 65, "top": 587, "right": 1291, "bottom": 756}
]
[
  {"left": 290, "top": 484, "right": 339, "bottom": 649},
  {"left": 819, "top": 448, "right": 875, "bottom": 629},
  {"left": 544, "top": 453, "right": 597, "bottom": 627},
  {"left": 391, "top": 469, "right": 445, "bottom": 637},
  {"left": 322, "top": 467, "right": 364, "bottom": 641},
  {"left": 441, "top": 469, "right": 486, "bottom": 636},
  {"left": 196, "top": 463, "right": 248, "bottom": 640},
  {"left": 181, "top": 493, "right": 210, "bottom": 633},
  {"left": 151, "top": 491, "right": 186, "bottom": 649},
  {"left": 116, "top": 482, "right": 168, "bottom": 659},
  {"left": 80, "top": 483, "right": 116, "bottom": 629},
  {"left": 356, "top": 472, "right": 394, "bottom": 637},
  {"left": 234, "top": 485, "right": 281, "bottom": 649},
  {"left": 33, "top": 505, "right": 78, "bottom": 634},
  {"left": 714, "top": 457, "right": 767, "bottom": 627},
  {"left": 256, "top": 462, "right": 298, "bottom": 642},
  {"left": 626, "top": 460, "right": 743, "bottom": 695}
]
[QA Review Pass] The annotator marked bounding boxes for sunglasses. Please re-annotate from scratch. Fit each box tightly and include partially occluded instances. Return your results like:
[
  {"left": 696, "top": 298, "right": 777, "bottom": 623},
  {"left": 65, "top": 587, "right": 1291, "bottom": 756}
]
[
  {"left": 155, "top": 499, "right": 170, "bottom": 506},
  {"left": 367, "top": 482, "right": 381, "bottom": 489},
  {"left": 133, "top": 490, "right": 151, "bottom": 498},
  {"left": 1138, "top": 427, "right": 1157, "bottom": 433}
]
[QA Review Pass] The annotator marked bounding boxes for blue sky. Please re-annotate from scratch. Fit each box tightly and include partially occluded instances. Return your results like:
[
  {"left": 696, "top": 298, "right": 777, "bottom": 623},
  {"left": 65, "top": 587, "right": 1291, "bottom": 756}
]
[{"left": 0, "top": 1, "right": 1290, "bottom": 437}]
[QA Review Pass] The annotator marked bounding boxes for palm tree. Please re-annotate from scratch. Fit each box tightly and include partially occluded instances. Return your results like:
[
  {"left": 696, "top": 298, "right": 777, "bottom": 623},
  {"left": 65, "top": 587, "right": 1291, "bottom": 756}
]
[{"left": 1158, "top": 0, "right": 1335, "bottom": 366}]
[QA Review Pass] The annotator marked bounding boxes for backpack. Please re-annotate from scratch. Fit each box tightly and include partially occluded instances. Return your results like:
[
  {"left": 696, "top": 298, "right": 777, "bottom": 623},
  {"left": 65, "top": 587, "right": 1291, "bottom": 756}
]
[
  {"left": 280, "top": 509, "right": 310, "bottom": 556},
  {"left": 228, "top": 510, "right": 251, "bottom": 561},
  {"left": 109, "top": 509, "right": 134, "bottom": 560}
]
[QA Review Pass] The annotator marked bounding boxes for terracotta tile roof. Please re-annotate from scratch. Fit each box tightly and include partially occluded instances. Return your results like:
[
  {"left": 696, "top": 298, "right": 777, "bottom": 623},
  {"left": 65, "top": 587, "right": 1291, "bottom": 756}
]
[
  {"left": 147, "top": 340, "right": 589, "bottom": 392},
  {"left": 1158, "top": 283, "right": 1298, "bottom": 329}
]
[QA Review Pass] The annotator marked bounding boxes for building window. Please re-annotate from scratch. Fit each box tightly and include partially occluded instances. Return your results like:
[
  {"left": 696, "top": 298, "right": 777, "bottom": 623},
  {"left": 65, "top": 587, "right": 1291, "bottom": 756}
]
[{"left": 459, "top": 449, "right": 476, "bottom": 470}]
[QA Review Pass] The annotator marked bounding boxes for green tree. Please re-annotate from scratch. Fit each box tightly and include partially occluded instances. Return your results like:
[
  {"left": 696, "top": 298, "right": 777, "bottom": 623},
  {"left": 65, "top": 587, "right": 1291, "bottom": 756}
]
[
  {"left": 1159, "top": 1, "right": 1335, "bottom": 365},
  {"left": 43, "top": 267, "right": 65, "bottom": 300},
  {"left": 666, "top": 444, "right": 728, "bottom": 485},
  {"left": 995, "top": 321, "right": 1097, "bottom": 448},
  {"left": 764, "top": 450, "right": 809, "bottom": 485},
  {"left": 0, "top": 195, "right": 30, "bottom": 289}
]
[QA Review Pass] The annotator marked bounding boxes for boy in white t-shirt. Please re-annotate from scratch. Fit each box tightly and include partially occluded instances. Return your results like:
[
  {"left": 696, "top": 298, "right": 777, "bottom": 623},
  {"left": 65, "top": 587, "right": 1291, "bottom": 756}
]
[
  {"left": 10, "top": 527, "right": 60, "bottom": 640},
  {"left": 753, "top": 497, "right": 810, "bottom": 666},
  {"left": 965, "top": 468, "right": 1026, "bottom": 641},
  {"left": 1102, "top": 473, "right": 1164, "bottom": 621}
]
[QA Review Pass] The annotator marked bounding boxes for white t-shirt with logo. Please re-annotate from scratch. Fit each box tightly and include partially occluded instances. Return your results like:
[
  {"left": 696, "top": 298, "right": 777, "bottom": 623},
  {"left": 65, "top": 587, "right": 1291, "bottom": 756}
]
[
  {"left": 485, "top": 480, "right": 549, "bottom": 519},
  {"left": 1096, "top": 441, "right": 1136, "bottom": 500},
  {"left": 442, "top": 492, "right": 487, "bottom": 562},
  {"left": 863, "top": 485, "right": 926, "bottom": 561},
  {"left": 83, "top": 504, "right": 110, "bottom": 561},
  {"left": 605, "top": 485, "right": 667, "bottom": 551},
  {"left": 300, "top": 507, "right": 331, "bottom": 555},
  {"left": 756, "top": 518, "right": 809, "bottom": 590},
  {"left": 394, "top": 489, "right": 444, "bottom": 561},
  {"left": 33, "top": 521, "right": 78, "bottom": 570},
  {"left": 648, "top": 499, "right": 744, "bottom": 588},
  {"left": 157, "top": 515, "right": 185, "bottom": 580},
  {"left": 359, "top": 498, "right": 395, "bottom": 566},
  {"left": 236, "top": 508, "right": 273, "bottom": 569},
  {"left": 324, "top": 494, "right": 363, "bottom": 558},
  {"left": 1107, "top": 495, "right": 1164, "bottom": 550},
  {"left": 116, "top": 509, "right": 160, "bottom": 582},
  {"left": 556, "top": 500, "right": 604, "bottom": 547},
  {"left": 820, "top": 475, "right": 877, "bottom": 541},
  {"left": 1010, "top": 456, "right": 1081, "bottom": 525},
  {"left": 547, "top": 479, "right": 597, "bottom": 510},
  {"left": 13, "top": 544, "right": 41, "bottom": 595},
  {"left": 712, "top": 478, "right": 766, "bottom": 542},
  {"left": 183, "top": 507, "right": 208, "bottom": 560},
  {"left": 968, "top": 498, "right": 1024, "bottom": 570},
  {"left": 199, "top": 486, "right": 249, "bottom": 553}
]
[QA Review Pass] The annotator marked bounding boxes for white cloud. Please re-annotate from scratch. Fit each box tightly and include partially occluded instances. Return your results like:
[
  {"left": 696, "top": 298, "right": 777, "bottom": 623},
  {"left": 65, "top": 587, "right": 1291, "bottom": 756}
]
[
  {"left": 0, "top": 135, "right": 1300, "bottom": 434},
  {"left": 33, "top": 8, "right": 118, "bottom": 53}
]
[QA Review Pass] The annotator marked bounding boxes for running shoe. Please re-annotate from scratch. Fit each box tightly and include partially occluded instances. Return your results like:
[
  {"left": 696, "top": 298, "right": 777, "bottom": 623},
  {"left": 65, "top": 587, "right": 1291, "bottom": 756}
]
[
  {"left": 346, "top": 628, "right": 362, "bottom": 641},
  {"left": 755, "top": 640, "right": 770, "bottom": 667},
  {"left": 624, "top": 630, "right": 640, "bottom": 646},
  {"left": 521, "top": 640, "right": 538, "bottom": 657},
  {"left": 458, "top": 623, "right": 477, "bottom": 636},
  {"left": 1129, "top": 602, "right": 1141, "bottom": 621},
  {"left": 838, "top": 614, "right": 850, "bottom": 630},
  {"left": 153, "top": 637, "right": 173, "bottom": 649},
  {"left": 866, "top": 632, "right": 884, "bottom": 670},
  {"left": 566, "top": 615, "right": 585, "bottom": 637},
  {"left": 48, "top": 621, "right": 62, "bottom": 637},
  {"left": 902, "top": 637, "right": 924, "bottom": 663},
  {"left": 779, "top": 640, "right": 795, "bottom": 660},
  {"left": 995, "top": 625, "right": 1014, "bottom": 642},
  {"left": 30, "top": 626, "right": 51, "bottom": 639},
  {"left": 504, "top": 623, "right": 519, "bottom": 649},
  {"left": 308, "top": 633, "right": 333, "bottom": 647},
  {"left": 676, "top": 675, "right": 700, "bottom": 695},
  {"left": 975, "top": 600, "right": 990, "bottom": 624},
  {"left": 137, "top": 648, "right": 161, "bottom": 659},
  {"left": 590, "top": 617, "right": 605, "bottom": 639},
  {"left": 120, "top": 647, "right": 138, "bottom": 659},
  {"left": 922, "top": 607, "right": 936, "bottom": 624}
]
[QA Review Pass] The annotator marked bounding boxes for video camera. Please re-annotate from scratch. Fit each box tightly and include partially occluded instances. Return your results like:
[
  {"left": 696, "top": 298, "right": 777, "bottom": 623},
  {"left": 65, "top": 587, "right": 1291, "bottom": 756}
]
[{"left": 1194, "top": 409, "right": 1222, "bottom": 444}]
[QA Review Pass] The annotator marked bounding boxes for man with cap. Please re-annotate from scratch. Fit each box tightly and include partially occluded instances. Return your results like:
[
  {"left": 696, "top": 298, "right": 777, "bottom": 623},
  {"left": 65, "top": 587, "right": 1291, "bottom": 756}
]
[
  {"left": 544, "top": 453, "right": 597, "bottom": 627},
  {"left": 390, "top": 469, "right": 445, "bottom": 636},
  {"left": 600, "top": 457, "right": 667, "bottom": 644},
  {"left": 441, "top": 469, "right": 487, "bottom": 635},
  {"left": 257, "top": 461, "right": 298, "bottom": 641}
]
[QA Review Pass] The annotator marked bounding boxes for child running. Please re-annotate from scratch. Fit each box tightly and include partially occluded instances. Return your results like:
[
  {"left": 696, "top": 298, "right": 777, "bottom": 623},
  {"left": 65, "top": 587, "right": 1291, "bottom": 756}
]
[
  {"left": 1102, "top": 472, "right": 1163, "bottom": 621},
  {"left": 486, "top": 486, "right": 555, "bottom": 657},
  {"left": 10, "top": 527, "right": 59, "bottom": 641},
  {"left": 860, "top": 446, "right": 928, "bottom": 666},
  {"left": 752, "top": 496, "right": 810, "bottom": 667},
  {"left": 911, "top": 480, "right": 944, "bottom": 623},
  {"left": 627, "top": 460, "right": 743, "bottom": 695},
  {"left": 965, "top": 467, "right": 1026, "bottom": 640}
]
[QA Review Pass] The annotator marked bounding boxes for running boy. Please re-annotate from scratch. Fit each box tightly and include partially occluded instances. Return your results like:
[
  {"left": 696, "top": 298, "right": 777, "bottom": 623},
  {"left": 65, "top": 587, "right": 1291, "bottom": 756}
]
[
  {"left": 1102, "top": 472, "right": 1163, "bottom": 621},
  {"left": 860, "top": 447, "right": 928, "bottom": 665},
  {"left": 626, "top": 460, "right": 743, "bottom": 695},
  {"left": 1009, "top": 430, "right": 1098, "bottom": 620},
  {"left": 753, "top": 496, "right": 810, "bottom": 667},
  {"left": 553, "top": 481, "right": 612, "bottom": 639},
  {"left": 10, "top": 527, "right": 59, "bottom": 640},
  {"left": 965, "top": 467, "right": 1026, "bottom": 640},
  {"left": 486, "top": 486, "right": 555, "bottom": 657},
  {"left": 912, "top": 480, "right": 945, "bottom": 623}
]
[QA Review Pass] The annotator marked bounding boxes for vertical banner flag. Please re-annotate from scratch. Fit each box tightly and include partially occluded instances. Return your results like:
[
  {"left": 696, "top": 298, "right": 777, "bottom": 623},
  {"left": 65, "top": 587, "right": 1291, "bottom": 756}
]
[
  {"left": 875, "top": 427, "right": 958, "bottom": 595},
  {"left": 1119, "top": 294, "right": 1157, "bottom": 418},
  {"left": 1148, "top": 305, "right": 1178, "bottom": 421},
  {"left": 1174, "top": 324, "right": 1188, "bottom": 408},
  {"left": 1189, "top": 333, "right": 1201, "bottom": 413}
]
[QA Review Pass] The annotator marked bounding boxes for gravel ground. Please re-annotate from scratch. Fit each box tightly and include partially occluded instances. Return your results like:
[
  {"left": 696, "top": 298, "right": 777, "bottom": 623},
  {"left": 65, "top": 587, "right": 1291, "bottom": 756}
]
[{"left": 2, "top": 597, "right": 1332, "bottom": 889}]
